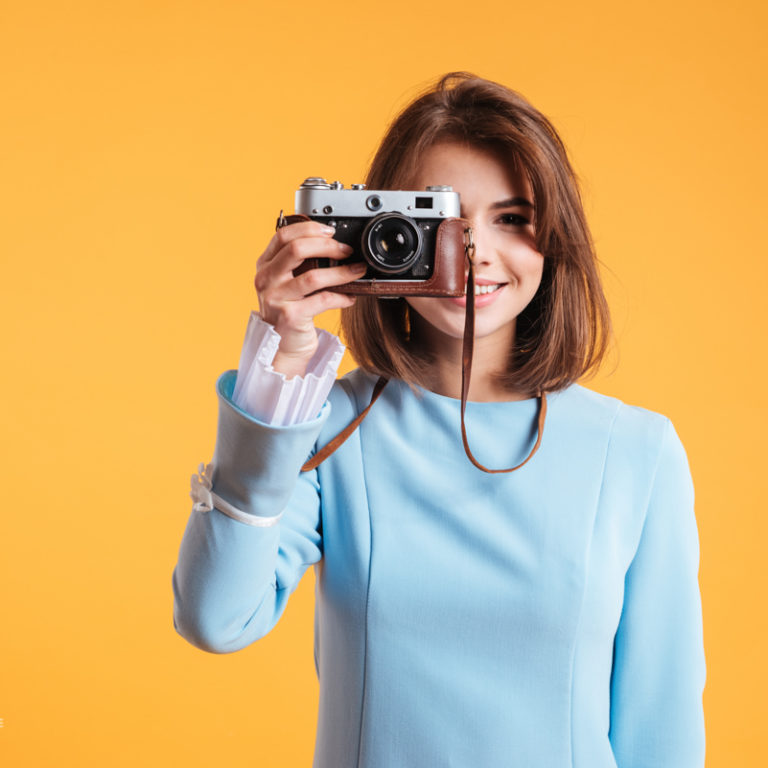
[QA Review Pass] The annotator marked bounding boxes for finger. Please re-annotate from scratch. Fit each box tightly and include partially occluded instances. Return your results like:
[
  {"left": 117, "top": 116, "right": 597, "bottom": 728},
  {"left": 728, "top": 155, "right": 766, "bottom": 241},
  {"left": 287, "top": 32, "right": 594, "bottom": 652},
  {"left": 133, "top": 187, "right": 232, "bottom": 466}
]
[
  {"left": 268, "top": 236, "right": 355, "bottom": 273},
  {"left": 255, "top": 240, "right": 357, "bottom": 296},
  {"left": 260, "top": 220, "right": 338, "bottom": 264},
  {"left": 283, "top": 262, "right": 367, "bottom": 299},
  {"left": 256, "top": 260, "right": 363, "bottom": 316},
  {"left": 290, "top": 289, "right": 358, "bottom": 319}
]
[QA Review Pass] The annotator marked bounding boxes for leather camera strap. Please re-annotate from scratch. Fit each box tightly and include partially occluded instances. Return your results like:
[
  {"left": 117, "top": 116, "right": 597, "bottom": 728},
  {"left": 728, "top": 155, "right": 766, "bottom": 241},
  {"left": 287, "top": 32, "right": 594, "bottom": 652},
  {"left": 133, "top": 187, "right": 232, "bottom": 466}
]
[
  {"left": 459, "top": 236, "right": 547, "bottom": 473},
  {"left": 299, "top": 225, "right": 547, "bottom": 473}
]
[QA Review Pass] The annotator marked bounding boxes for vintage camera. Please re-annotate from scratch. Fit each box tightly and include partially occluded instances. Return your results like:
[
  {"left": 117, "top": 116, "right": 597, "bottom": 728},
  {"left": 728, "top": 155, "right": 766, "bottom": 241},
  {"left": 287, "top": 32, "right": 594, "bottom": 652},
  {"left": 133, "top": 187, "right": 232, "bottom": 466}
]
[{"left": 293, "top": 177, "right": 465, "bottom": 294}]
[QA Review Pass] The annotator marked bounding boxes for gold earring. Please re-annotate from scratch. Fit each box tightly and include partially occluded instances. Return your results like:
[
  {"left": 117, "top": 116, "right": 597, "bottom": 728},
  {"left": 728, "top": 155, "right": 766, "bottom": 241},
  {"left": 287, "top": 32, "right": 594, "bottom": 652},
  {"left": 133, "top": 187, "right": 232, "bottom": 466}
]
[{"left": 403, "top": 301, "right": 411, "bottom": 342}]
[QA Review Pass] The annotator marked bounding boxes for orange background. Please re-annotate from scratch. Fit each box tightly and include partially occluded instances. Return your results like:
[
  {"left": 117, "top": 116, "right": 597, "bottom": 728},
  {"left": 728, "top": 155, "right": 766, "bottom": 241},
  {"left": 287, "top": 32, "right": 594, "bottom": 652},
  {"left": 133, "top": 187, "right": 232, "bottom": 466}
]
[{"left": 2, "top": 1, "right": 766, "bottom": 765}]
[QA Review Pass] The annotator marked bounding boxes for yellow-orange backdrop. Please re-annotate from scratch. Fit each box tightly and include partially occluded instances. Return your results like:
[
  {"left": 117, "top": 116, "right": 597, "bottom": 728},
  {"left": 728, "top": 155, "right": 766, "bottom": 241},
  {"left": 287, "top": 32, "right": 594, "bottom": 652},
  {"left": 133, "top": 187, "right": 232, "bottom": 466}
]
[{"left": 1, "top": 1, "right": 766, "bottom": 765}]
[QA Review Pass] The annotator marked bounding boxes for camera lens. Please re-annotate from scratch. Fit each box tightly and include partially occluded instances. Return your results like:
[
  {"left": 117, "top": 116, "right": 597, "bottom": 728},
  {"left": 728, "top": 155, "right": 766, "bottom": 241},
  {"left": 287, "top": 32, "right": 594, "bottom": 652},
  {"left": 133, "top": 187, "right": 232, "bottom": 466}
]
[
  {"left": 366, "top": 195, "right": 383, "bottom": 212},
  {"left": 362, "top": 213, "right": 423, "bottom": 274}
]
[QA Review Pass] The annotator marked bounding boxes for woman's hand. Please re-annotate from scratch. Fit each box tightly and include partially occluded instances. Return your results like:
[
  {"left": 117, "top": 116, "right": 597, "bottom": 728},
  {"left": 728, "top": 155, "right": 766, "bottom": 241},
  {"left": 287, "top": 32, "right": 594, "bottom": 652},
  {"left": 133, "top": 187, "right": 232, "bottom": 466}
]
[{"left": 254, "top": 221, "right": 367, "bottom": 378}]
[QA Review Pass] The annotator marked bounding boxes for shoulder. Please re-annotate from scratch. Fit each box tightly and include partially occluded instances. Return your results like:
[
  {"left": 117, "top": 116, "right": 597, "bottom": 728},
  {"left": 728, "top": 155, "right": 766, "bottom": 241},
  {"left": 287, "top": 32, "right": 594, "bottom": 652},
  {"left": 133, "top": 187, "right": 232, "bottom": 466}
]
[
  {"left": 557, "top": 383, "right": 684, "bottom": 469},
  {"left": 558, "top": 383, "right": 690, "bottom": 496},
  {"left": 327, "top": 368, "right": 378, "bottom": 411},
  {"left": 316, "top": 368, "right": 381, "bottom": 440}
]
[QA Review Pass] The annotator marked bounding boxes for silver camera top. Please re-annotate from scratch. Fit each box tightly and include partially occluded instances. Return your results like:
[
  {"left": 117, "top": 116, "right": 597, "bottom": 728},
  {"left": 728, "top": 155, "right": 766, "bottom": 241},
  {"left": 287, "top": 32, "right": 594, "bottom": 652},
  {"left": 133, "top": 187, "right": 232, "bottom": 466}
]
[{"left": 296, "top": 177, "right": 460, "bottom": 219}]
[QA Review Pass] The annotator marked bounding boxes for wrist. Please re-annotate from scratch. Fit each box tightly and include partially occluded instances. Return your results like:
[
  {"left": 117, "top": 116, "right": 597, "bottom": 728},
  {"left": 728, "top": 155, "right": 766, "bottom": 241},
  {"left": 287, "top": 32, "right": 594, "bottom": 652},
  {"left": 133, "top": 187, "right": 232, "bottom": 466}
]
[{"left": 271, "top": 349, "right": 315, "bottom": 379}]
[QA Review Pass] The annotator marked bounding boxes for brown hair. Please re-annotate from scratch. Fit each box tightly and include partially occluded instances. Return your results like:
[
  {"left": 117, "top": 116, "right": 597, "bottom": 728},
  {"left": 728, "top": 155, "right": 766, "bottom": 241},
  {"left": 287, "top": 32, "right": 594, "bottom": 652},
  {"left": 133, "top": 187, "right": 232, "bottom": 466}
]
[{"left": 341, "top": 72, "right": 611, "bottom": 394}]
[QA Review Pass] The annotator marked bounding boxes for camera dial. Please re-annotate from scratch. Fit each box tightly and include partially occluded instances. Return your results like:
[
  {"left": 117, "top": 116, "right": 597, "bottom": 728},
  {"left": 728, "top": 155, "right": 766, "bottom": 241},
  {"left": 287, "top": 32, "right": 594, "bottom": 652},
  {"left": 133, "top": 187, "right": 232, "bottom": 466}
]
[
  {"left": 366, "top": 194, "right": 383, "bottom": 212},
  {"left": 300, "top": 177, "right": 331, "bottom": 189}
]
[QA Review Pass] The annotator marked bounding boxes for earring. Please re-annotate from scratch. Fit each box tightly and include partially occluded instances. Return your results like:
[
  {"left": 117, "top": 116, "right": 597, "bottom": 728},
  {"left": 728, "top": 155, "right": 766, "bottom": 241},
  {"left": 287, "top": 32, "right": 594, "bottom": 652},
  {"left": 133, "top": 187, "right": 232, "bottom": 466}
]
[{"left": 403, "top": 301, "right": 411, "bottom": 342}]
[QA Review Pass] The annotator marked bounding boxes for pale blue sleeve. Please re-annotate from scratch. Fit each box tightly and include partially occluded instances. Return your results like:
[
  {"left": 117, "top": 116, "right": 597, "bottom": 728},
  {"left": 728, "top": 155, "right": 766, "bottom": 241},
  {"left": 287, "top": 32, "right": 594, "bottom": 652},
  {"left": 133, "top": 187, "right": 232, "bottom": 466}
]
[
  {"left": 172, "top": 370, "right": 327, "bottom": 654},
  {"left": 609, "top": 419, "right": 706, "bottom": 767}
]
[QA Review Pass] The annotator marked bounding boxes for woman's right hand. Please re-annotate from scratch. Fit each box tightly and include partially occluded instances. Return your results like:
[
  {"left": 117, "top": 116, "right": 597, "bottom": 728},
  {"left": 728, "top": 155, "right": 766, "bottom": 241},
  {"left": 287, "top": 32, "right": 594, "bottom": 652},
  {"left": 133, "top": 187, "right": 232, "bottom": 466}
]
[{"left": 254, "top": 221, "right": 367, "bottom": 378}]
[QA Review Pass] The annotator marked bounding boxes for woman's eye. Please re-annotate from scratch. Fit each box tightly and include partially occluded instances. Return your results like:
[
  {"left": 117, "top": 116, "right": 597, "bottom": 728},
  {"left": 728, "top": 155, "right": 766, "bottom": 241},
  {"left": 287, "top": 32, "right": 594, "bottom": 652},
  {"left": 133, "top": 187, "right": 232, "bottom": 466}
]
[{"left": 499, "top": 213, "right": 530, "bottom": 226}]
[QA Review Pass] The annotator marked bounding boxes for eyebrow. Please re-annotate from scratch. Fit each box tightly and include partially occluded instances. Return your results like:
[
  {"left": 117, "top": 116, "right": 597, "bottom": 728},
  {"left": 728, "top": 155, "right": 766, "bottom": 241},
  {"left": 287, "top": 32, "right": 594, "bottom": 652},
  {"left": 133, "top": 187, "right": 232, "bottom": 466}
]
[{"left": 490, "top": 197, "right": 535, "bottom": 210}]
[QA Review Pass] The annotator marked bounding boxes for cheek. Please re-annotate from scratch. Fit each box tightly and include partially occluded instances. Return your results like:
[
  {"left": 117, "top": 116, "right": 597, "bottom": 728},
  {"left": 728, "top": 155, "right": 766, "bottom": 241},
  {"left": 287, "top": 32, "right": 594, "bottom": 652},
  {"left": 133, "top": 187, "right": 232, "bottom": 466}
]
[
  {"left": 505, "top": 247, "right": 544, "bottom": 290},
  {"left": 529, "top": 256, "right": 545, "bottom": 290}
]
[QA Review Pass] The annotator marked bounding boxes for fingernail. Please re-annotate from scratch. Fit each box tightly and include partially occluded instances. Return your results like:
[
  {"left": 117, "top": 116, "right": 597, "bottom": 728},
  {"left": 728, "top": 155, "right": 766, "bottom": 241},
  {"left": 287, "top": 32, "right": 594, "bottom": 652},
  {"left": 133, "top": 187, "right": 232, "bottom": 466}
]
[
  {"left": 352, "top": 263, "right": 367, "bottom": 273},
  {"left": 339, "top": 242, "right": 354, "bottom": 253},
  {"left": 321, "top": 225, "right": 336, "bottom": 235}
]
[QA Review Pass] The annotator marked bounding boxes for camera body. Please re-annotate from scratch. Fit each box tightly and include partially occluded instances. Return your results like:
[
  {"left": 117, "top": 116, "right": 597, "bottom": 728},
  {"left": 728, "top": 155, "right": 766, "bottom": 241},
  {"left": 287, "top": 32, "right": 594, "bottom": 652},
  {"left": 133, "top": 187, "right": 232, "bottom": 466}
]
[{"left": 295, "top": 178, "right": 462, "bottom": 286}]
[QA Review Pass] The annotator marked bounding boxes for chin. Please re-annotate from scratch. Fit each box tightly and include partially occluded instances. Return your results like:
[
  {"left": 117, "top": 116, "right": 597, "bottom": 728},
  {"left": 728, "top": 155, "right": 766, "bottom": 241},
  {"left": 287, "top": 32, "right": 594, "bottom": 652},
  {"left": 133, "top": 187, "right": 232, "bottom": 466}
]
[
  {"left": 410, "top": 304, "right": 464, "bottom": 341},
  {"left": 410, "top": 301, "right": 517, "bottom": 347}
]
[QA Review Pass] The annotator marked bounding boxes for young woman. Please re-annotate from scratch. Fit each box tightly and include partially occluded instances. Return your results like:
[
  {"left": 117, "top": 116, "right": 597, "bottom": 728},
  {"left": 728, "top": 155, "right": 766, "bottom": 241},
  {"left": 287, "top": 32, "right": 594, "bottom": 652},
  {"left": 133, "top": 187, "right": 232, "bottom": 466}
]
[{"left": 173, "top": 73, "right": 705, "bottom": 768}]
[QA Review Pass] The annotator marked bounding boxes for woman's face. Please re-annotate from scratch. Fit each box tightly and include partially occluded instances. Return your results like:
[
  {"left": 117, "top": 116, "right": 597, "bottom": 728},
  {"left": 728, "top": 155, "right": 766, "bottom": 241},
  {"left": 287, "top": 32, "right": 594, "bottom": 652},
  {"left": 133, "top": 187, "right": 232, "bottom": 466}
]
[{"left": 406, "top": 141, "right": 544, "bottom": 354}]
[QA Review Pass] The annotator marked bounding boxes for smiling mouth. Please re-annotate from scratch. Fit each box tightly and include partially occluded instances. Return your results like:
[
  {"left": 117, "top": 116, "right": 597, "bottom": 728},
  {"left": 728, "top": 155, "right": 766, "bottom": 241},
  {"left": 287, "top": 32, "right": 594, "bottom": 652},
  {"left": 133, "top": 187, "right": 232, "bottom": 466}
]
[{"left": 466, "top": 283, "right": 504, "bottom": 296}]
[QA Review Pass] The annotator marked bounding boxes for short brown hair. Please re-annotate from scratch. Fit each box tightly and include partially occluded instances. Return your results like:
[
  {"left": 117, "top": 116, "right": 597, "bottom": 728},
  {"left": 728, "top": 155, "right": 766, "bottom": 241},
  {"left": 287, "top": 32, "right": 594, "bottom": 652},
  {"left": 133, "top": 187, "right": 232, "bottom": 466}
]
[{"left": 341, "top": 72, "right": 611, "bottom": 394}]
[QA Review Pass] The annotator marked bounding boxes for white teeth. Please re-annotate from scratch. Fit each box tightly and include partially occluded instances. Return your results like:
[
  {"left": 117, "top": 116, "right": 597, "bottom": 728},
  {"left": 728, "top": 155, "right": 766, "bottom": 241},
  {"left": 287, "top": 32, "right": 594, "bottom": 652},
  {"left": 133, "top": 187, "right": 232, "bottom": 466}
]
[{"left": 469, "top": 284, "right": 501, "bottom": 296}]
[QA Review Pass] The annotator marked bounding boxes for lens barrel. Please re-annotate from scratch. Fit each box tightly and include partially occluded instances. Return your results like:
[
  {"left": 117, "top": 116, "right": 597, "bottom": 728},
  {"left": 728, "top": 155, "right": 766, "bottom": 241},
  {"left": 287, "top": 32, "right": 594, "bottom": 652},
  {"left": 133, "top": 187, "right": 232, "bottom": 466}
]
[{"left": 362, "top": 213, "right": 423, "bottom": 274}]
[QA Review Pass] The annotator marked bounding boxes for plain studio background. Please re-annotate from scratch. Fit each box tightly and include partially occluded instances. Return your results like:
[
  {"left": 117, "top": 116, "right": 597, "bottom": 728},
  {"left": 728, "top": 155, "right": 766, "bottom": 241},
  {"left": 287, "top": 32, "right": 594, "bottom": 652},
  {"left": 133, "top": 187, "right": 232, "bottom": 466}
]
[{"left": 1, "top": 1, "right": 765, "bottom": 765}]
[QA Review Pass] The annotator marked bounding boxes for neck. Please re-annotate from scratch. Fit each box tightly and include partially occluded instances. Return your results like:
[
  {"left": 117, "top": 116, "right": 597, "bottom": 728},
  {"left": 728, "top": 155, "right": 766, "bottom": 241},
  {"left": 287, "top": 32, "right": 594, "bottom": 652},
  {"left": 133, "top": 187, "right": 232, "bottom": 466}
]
[{"left": 411, "top": 316, "right": 531, "bottom": 402}]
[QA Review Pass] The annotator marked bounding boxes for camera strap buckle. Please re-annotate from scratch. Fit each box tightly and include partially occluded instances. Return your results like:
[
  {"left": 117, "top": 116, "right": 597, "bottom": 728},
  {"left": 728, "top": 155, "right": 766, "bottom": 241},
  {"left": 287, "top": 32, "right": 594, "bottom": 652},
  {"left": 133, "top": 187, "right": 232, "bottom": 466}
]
[{"left": 464, "top": 226, "right": 476, "bottom": 264}]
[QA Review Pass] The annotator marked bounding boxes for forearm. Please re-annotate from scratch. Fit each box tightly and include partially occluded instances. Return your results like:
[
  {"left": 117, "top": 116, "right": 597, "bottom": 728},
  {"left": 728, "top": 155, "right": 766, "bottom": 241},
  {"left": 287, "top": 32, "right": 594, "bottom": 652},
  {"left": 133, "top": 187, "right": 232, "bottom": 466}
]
[{"left": 172, "top": 370, "right": 327, "bottom": 653}]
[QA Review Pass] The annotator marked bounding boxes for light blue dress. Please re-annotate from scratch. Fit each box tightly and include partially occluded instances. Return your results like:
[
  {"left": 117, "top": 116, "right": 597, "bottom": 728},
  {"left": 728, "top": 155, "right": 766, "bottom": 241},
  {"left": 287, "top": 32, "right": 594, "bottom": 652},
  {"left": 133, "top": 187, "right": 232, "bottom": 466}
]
[{"left": 173, "top": 369, "right": 706, "bottom": 768}]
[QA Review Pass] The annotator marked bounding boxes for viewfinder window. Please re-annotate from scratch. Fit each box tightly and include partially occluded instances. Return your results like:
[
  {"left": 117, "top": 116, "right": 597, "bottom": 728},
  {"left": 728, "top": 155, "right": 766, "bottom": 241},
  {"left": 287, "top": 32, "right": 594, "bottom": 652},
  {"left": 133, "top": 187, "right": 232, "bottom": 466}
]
[{"left": 415, "top": 197, "right": 433, "bottom": 209}]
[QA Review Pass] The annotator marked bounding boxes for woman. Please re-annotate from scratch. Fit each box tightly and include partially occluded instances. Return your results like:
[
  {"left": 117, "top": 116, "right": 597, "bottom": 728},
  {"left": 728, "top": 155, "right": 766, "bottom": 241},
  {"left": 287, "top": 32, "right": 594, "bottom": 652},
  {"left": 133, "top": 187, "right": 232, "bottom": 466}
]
[{"left": 173, "top": 72, "right": 705, "bottom": 767}]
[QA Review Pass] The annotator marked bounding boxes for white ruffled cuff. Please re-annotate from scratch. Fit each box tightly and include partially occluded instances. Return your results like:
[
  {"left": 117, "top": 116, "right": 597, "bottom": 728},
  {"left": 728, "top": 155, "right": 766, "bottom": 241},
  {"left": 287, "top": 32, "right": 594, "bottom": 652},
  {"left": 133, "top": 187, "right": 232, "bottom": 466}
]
[{"left": 231, "top": 311, "right": 344, "bottom": 426}]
